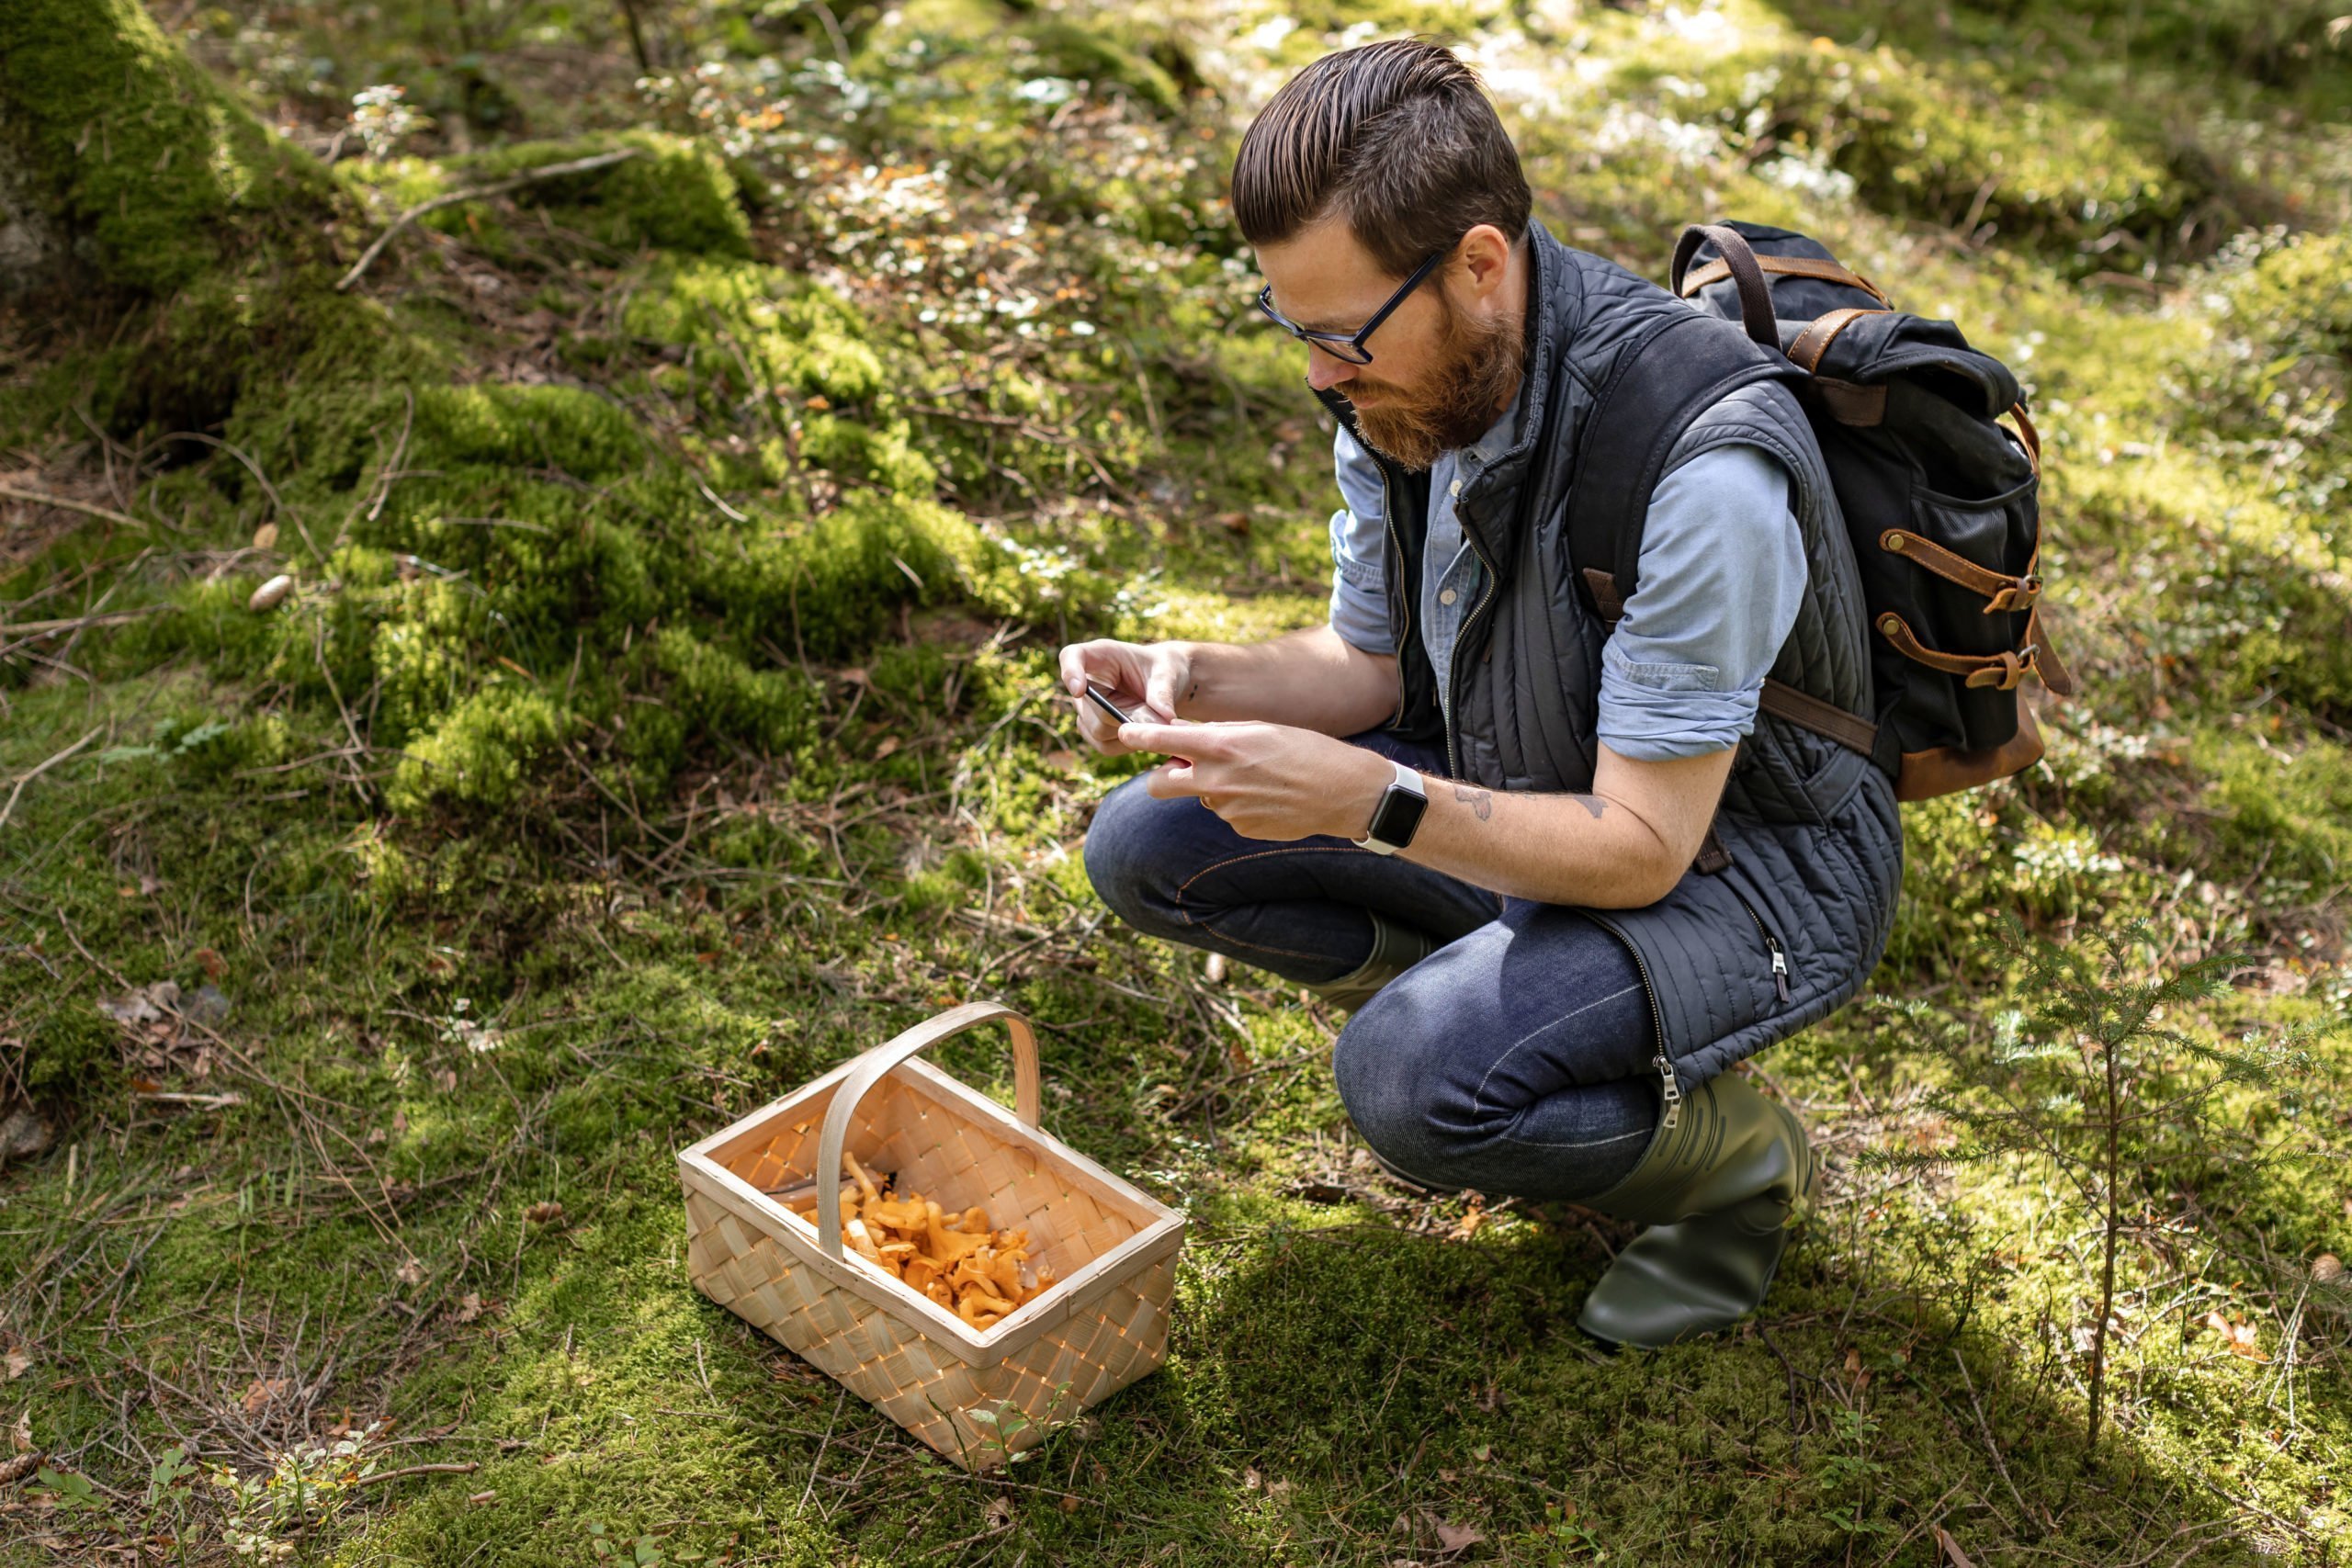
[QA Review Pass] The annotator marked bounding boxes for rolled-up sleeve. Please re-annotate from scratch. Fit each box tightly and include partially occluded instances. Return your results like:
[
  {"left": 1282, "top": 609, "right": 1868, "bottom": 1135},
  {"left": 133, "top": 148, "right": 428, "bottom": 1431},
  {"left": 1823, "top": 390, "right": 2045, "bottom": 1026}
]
[
  {"left": 1328, "top": 427, "right": 1397, "bottom": 656},
  {"left": 1597, "top": 444, "right": 1807, "bottom": 761}
]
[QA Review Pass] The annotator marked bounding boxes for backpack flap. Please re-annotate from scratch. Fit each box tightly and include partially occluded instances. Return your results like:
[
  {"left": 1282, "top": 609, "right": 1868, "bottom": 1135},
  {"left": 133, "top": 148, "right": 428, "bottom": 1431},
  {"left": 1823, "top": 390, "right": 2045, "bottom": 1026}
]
[{"left": 1675, "top": 220, "right": 1890, "bottom": 328}]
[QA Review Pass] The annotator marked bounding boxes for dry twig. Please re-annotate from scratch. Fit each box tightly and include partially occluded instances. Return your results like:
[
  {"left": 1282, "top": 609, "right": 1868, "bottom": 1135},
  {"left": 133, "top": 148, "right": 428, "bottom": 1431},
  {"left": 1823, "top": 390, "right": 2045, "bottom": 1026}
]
[
  {"left": 335, "top": 149, "right": 639, "bottom": 293},
  {"left": 0, "top": 725, "right": 103, "bottom": 831},
  {"left": 0, "top": 483, "right": 146, "bottom": 532}
]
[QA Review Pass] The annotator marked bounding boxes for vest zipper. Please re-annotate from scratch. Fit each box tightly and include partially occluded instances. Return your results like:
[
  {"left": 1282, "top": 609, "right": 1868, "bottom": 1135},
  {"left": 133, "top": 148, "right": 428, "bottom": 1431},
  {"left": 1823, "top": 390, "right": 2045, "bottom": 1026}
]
[
  {"left": 1585, "top": 911, "right": 1679, "bottom": 1131},
  {"left": 1375, "top": 460, "right": 1409, "bottom": 728},
  {"left": 1728, "top": 886, "right": 1793, "bottom": 1002},
  {"left": 1444, "top": 524, "right": 1501, "bottom": 781}
]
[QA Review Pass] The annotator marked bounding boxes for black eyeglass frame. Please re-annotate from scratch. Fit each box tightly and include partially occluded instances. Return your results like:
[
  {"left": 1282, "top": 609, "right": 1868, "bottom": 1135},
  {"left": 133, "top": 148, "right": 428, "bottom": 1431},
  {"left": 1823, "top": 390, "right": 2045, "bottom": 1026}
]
[{"left": 1253, "top": 246, "right": 1449, "bottom": 366}]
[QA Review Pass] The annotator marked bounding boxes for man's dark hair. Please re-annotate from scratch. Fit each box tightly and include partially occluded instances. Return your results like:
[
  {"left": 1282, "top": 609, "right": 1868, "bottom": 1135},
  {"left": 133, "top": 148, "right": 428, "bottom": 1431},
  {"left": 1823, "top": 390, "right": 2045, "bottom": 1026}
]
[{"left": 1230, "top": 39, "right": 1532, "bottom": 280}]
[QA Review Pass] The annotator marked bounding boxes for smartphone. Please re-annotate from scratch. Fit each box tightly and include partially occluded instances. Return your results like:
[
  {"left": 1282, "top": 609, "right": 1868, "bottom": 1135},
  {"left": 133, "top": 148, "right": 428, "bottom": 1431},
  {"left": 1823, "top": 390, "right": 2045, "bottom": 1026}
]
[
  {"left": 1084, "top": 682, "right": 1136, "bottom": 727},
  {"left": 1085, "top": 682, "right": 1189, "bottom": 765}
]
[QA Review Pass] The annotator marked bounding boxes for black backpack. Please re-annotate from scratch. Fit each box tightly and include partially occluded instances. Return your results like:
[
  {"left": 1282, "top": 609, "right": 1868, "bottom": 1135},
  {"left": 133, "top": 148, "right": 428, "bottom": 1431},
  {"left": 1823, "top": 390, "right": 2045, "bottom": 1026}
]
[{"left": 1568, "top": 220, "right": 2075, "bottom": 800}]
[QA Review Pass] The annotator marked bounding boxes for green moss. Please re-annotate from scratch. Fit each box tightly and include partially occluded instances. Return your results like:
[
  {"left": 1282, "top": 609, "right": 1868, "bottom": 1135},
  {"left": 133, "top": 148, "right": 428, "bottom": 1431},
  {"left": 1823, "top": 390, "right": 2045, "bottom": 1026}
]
[
  {"left": 0, "top": 0, "right": 334, "bottom": 297},
  {"left": 440, "top": 131, "right": 754, "bottom": 260},
  {"left": 7, "top": 6, "right": 2352, "bottom": 1562}
]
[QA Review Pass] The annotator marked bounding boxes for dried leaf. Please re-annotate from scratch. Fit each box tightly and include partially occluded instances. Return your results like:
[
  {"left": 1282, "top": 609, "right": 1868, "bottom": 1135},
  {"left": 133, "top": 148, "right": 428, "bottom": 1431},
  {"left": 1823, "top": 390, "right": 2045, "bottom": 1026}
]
[
  {"left": 9, "top": 1410, "right": 30, "bottom": 1452},
  {"left": 1041, "top": 749, "right": 1080, "bottom": 773},
  {"left": 1937, "top": 1525, "right": 1979, "bottom": 1568},
  {"left": 525, "top": 1201, "right": 566, "bottom": 1225},
  {"left": 4, "top": 1347, "right": 29, "bottom": 1381},
  {"left": 394, "top": 1258, "right": 425, "bottom": 1287},
  {"left": 252, "top": 523, "right": 279, "bottom": 551},
  {"left": 875, "top": 736, "right": 901, "bottom": 760},
  {"left": 1241, "top": 1466, "right": 1261, "bottom": 1491},
  {"left": 98, "top": 981, "right": 179, "bottom": 1027},
  {"left": 983, "top": 1496, "right": 1014, "bottom": 1530},
  {"left": 2312, "top": 1253, "right": 2343, "bottom": 1284},
  {"left": 242, "top": 1377, "right": 290, "bottom": 1414},
  {"left": 1447, "top": 1204, "right": 1487, "bottom": 1242},
  {"left": 0, "top": 1106, "right": 53, "bottom": 1165},
  {"left": 2202, "top": 1310, "right": 2269, "bottom": 1362},
  {"left": 452, "top": 1292, "right": 485, "bottom": 1324},
  {"left": 191, "top": 947, "right": 226, "bottom": 980},
  {"left": 1434, "top": 1521, "right": 1485, "bottom": 1553},
  {"left": 433, "top": 1067, "right": 458, "bottom": 1094}
]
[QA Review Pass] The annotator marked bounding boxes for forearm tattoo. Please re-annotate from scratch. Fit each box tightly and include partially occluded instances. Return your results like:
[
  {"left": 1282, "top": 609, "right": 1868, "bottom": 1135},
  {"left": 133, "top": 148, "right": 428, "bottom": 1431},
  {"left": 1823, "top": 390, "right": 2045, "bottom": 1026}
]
[
  {"left": 1571, "top": 794, "right": 1605, "bottom": 820},
  {"left": 1453, "top": 783, "right": 1492, "bottom": 821}
]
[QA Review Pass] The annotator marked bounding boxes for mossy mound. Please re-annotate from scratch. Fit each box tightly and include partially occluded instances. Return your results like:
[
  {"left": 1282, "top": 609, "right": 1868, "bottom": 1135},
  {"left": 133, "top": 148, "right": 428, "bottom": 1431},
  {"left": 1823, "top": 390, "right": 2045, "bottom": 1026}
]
[
  {"left": 1656, "top": 42, "right": 2199, "bottom": 254},
  {"left": 418, "top": 131, "right": 757, "bottom": 261},
  {"left": 0, "top": 0, "right": 335, "bottom": 298}
]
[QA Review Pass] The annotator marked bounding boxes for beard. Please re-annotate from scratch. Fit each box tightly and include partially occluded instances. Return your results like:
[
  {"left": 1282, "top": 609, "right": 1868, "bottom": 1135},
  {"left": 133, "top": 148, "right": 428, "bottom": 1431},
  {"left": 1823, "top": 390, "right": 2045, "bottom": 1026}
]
[{"left": 1343, "top": 296, "right": 1526, "bottom": 472}]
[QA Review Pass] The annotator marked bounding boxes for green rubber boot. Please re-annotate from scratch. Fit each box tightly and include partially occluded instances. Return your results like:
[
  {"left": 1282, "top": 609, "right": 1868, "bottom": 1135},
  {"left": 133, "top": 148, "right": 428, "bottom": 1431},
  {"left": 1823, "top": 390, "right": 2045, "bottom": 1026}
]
[
  {"left": 1300, "top": 911, "right": 1440, "bottom": 1013},
  {"left": 1575, "top": 1070, "right": 1815, "bottom": 1348}
]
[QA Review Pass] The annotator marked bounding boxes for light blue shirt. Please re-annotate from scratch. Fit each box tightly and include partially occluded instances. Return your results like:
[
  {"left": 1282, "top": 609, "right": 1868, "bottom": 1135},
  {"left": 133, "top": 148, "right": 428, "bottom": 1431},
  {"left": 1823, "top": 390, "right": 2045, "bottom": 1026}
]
[{"left": 1328, "top": 411, "right": 1807, "bottom": 761}]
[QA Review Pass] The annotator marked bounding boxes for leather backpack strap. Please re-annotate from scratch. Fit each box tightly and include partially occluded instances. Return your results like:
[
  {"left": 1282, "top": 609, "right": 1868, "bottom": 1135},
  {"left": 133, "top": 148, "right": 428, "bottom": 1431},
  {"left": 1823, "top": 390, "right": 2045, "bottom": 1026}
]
[
  {"left": 1758, "top": 679, "right": 1878, "bottom": 756},
  {"left": 1679, "top": 252, "right": 1893, "bottom": 309},
  {"left": 1880, "top": 528, "right": 2043, "bottom": 612},
  {"left": 1790, "top": 307, "right": 1881, "bottom": 374},
  {"left": 1671, "top": 224, "right": 1779, "bottom": 349}
]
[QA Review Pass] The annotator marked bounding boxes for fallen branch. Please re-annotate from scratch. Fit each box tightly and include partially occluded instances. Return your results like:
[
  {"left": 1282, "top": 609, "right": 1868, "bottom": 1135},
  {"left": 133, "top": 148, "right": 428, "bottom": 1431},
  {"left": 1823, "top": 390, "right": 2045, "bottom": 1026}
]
[
  {"left": 0, "top": 725, "right": 103, "bottom": 832},
  {"left": 131, "top": 1090, "right": 247, "bottom": 1111},
  {"left": 0, "top": 605, "right": 174, "bottom": 640},
  {"left": 335, "top": 148, "right": 640, "bottom": 293},
  {"left": 0, "top": 483, "right": 145, "bottom": 532},
  {"left": 350, "top": 1461, "right": 481, "bottom": 1488}
]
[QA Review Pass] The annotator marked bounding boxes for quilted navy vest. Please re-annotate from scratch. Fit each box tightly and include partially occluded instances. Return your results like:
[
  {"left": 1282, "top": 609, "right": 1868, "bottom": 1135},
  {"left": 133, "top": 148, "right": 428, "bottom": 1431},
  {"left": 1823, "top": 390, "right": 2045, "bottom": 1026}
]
[{"left": 1312, "top": 220, "right": 1902, "bottom": 1093}]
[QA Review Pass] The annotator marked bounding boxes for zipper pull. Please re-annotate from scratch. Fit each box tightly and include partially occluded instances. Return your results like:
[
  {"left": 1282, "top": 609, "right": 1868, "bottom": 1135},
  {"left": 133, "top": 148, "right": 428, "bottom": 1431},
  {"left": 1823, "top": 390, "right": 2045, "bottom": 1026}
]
[
  {"left": 1767, "top": 936, "right": 1791, "bottom": 1002},
  {"left": 1654, "top": 1053, "right": 1682, "bottom": 1131}
]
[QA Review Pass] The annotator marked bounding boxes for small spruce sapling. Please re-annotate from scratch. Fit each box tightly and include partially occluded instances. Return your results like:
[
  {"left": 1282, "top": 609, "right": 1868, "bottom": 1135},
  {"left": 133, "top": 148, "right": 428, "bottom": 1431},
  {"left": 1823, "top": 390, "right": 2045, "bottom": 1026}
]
[{"left": 1871, "top": 919, "right": 2315, "bottom": 1452}]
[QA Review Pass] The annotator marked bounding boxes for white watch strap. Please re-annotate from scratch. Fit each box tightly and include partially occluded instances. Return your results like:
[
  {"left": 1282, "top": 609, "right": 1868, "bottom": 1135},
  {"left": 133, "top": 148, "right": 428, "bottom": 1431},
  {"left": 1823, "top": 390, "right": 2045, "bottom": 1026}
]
[{"left": 1353, "top": 760, "right": 1426, "bottom": 853}]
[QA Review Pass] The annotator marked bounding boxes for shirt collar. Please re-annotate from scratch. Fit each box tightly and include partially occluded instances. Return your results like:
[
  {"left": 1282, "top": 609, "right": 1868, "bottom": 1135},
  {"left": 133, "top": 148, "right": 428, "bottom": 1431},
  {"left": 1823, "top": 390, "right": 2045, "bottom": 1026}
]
[{"left": 1461, "top": 378, "right": 1527, "bottom": 472}]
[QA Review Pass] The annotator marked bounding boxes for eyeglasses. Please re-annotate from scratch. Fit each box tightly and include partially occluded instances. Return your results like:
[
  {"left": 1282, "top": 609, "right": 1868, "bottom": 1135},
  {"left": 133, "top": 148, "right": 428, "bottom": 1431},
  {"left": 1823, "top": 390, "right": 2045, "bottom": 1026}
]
[{"left": 1254, "top": 246, "right": 1448, "bottom": 366}]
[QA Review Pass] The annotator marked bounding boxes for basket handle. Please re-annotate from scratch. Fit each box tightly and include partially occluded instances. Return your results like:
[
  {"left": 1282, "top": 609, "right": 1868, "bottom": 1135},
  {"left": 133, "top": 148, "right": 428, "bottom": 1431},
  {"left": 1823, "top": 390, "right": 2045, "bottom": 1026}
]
[{"left": 815, "top": 1000, "right": 1042, "bottom": 1259}]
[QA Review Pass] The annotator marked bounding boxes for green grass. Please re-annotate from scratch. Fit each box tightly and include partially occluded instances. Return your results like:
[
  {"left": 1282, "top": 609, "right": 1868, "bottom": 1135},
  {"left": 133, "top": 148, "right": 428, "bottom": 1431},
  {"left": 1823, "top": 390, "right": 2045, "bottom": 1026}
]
[{"left": 3, "top": 0, "right": 2349, "bottom": 1562}]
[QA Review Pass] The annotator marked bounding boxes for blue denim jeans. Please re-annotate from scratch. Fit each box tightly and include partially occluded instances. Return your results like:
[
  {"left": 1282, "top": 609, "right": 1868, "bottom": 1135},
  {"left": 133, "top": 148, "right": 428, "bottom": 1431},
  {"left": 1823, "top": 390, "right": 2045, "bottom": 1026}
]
[{"left": 1083, "top": 728, "right": 1662, "bottom": 1200}]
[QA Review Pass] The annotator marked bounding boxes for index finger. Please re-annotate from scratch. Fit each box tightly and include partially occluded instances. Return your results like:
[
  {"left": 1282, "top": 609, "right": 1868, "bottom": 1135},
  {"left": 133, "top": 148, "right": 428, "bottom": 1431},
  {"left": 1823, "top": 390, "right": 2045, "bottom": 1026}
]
[{"left": 1114, "top": 722, "right": 1208, "bottom": 757}]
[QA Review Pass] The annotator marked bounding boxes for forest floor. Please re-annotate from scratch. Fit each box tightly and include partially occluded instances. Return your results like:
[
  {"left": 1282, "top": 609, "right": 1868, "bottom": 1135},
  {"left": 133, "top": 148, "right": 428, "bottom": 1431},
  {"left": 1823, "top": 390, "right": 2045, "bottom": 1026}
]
[{"left": 4, "top": 1, "right": 2351, "bottom": 1563}]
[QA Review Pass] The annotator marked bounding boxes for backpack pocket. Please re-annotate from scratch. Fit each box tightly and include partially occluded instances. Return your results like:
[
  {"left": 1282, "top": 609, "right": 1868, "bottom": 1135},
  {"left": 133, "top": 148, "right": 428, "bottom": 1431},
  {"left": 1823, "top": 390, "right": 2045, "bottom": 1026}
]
[{"left": 1872, "top": 473, "right": 2042, "bottom": 759}]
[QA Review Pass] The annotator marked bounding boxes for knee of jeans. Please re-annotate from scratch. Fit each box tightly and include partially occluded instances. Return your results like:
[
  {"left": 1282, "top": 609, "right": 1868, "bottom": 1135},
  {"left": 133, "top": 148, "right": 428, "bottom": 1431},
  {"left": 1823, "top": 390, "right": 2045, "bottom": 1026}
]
[
  {"left": 1331, "top": 1001, "right": 1450, "bottom": 1179},
  {"left": 1081, "top": 777, "right": 1181, "bottom": 931}
]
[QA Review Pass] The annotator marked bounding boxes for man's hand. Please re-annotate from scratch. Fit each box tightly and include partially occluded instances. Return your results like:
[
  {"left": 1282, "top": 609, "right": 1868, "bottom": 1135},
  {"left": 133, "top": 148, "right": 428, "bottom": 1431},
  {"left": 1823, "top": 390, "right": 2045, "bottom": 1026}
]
[
  {"left": 1117, "top": 720, "right": 1389, "bottom": 842},
  {"left": 1059, "top": 638, "right": 1196, "bottom": 756}
]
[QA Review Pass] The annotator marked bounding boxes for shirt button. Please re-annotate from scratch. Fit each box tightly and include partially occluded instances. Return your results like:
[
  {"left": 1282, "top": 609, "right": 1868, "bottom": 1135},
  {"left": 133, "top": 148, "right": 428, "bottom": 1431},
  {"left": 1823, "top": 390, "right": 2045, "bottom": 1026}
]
[
  {"left": 1439, "top": 588, "right": 1458, "bottom": 606},
  {"left": 1447, "top": 479, "right": 1462, "bottom": 498}
]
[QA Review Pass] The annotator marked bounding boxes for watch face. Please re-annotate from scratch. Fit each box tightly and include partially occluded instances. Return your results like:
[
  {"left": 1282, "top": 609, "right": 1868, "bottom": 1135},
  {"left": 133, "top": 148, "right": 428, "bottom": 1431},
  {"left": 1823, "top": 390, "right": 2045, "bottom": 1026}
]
[{"left": 1371, "top": 784, "right": 1429, "bottom": 846}]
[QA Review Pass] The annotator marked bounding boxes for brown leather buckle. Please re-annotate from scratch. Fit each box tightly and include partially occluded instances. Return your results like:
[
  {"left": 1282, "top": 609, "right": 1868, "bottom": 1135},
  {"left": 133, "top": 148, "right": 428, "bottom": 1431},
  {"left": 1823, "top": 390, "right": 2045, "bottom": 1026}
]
[
  {"left": 1983, "top": 576, "right": 2043, "bottom": 614},
  {"left": 1963, "top": 648, "right": 2033, "bottom": 691}
]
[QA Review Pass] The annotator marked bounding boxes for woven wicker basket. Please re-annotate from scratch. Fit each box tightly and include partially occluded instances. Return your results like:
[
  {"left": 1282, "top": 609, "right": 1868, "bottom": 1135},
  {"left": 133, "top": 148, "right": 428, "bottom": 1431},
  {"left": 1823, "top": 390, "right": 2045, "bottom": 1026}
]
[{"left": 678, "top": 1000, "right": 1185, "bottom": 1470}]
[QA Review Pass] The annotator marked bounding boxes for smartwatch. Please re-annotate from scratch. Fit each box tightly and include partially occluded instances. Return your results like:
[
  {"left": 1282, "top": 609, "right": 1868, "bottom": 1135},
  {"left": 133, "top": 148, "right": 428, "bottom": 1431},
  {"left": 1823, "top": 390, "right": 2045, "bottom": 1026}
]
[{"left": 1352, "top": 758, "right": 1430, "bottom": 855}]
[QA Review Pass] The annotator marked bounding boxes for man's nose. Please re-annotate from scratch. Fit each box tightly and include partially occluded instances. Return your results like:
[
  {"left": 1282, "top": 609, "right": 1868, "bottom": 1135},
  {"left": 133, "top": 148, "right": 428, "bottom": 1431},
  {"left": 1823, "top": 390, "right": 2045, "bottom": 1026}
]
[{"left": 1304, "top": 345, "right": 1359, "bottom": 393}]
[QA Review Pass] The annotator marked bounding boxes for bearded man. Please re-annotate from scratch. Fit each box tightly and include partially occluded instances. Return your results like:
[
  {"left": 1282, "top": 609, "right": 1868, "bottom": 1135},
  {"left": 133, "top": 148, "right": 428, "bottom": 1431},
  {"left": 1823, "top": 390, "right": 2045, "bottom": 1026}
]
[{"left": 1058, "top": 39, "right": 1899, "bottom": 1347}]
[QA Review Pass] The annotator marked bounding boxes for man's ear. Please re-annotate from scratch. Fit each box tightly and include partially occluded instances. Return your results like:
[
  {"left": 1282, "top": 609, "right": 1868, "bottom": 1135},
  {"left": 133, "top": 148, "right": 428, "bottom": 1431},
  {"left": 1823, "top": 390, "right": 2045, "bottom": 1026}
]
[{"left": 1455, "top": 222, "right": 1515, "bottom": 300}]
